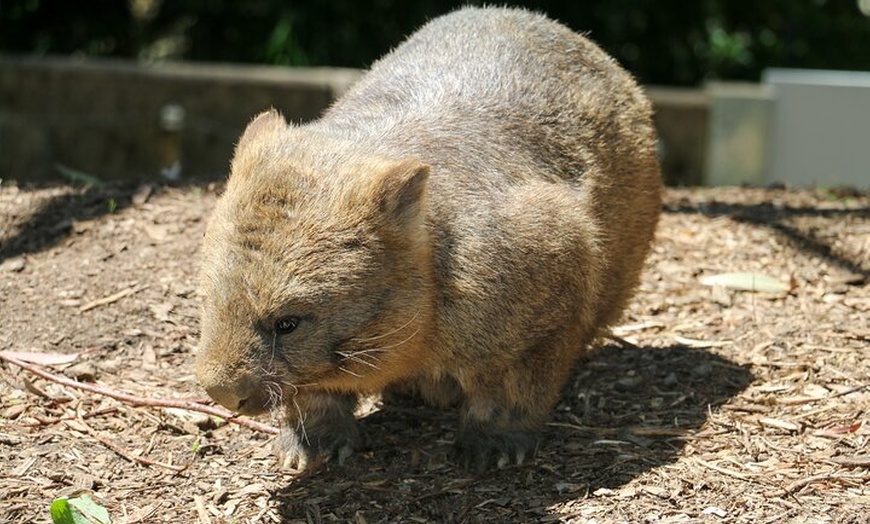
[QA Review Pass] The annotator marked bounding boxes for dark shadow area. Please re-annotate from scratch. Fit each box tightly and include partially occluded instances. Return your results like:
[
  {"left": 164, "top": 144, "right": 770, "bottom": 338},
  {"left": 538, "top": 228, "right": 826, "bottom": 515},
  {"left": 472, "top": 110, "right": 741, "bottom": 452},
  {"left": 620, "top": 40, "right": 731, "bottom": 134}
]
[
  {"left": 664, "top": 199, "right": 870, "bottom": 279},
  {"left": 0, "top": 180, "right": 220, "bottom": 264},
  {"left": 1, "top": 184, "right": 133, "bottom": 263},
  {"left": 271, "top": 344, "right": 753, "bottom": 523}
]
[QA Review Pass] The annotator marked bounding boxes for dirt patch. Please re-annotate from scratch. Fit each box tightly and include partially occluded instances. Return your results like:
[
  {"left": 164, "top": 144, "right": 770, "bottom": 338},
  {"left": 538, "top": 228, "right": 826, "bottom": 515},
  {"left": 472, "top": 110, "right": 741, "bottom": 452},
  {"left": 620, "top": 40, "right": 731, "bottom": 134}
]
[{"left": 1, "top": 182, "right": 868, "bottom": 523}]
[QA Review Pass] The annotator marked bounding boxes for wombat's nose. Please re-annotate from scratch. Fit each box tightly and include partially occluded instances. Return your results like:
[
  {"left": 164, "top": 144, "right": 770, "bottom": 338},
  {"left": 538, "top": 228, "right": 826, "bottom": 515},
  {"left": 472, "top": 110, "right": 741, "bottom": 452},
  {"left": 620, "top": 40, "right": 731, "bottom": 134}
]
[{"left": 200, "top": 373, "right": 270, "bottom": 416}]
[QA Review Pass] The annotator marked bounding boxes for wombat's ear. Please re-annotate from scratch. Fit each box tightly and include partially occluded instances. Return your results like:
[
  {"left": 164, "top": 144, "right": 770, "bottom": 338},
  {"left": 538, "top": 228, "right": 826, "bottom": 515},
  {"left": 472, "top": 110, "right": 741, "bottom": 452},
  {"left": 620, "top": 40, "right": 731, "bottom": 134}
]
[
  {"left": 236, "top": 109, "right": 286, "bottom": 151},
  {"left": 374, "top": 159, "right": 430, "bottom": 233}
]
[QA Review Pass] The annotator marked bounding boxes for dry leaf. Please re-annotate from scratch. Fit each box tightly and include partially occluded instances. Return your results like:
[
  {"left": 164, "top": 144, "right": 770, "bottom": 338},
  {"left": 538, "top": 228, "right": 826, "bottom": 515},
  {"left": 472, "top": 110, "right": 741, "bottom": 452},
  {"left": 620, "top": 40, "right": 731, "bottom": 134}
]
[
  {"left": 816, "top": 420, "right": 864, "bottom": 437},
  {"left": 0, "top": 350, "right": 80, "bottom": 366},
  {"left": 700, "top": 272, "right": 792, "bottom": 294}
]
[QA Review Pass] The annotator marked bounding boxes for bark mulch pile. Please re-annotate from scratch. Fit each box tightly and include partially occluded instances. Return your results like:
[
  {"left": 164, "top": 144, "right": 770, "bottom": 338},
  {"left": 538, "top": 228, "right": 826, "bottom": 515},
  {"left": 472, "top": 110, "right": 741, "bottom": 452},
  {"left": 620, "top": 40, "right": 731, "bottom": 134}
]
[{"left": 1, "top": 181, "right": 868, "bottom": 523}]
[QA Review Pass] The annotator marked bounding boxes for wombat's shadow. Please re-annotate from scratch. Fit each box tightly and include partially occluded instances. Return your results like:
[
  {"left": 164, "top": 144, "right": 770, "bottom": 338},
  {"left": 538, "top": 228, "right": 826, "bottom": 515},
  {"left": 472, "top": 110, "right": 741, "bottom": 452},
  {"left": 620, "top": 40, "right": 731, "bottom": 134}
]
[{"left": 272, "top": 343, "right": 752, "bottom": 522}]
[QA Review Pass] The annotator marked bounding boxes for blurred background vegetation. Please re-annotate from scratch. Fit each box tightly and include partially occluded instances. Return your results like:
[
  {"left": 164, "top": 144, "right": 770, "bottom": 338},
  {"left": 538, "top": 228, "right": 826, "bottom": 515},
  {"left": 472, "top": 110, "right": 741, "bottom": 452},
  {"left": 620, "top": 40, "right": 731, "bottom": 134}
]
[{"left": 2, "top": 0, "right": 870, "bottom": 85}]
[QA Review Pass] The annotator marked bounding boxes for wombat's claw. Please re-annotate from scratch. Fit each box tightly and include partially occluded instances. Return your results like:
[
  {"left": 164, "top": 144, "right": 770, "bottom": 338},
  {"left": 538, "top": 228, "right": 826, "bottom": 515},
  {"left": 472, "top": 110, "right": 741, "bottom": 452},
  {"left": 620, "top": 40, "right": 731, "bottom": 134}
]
[
  {"left": 274, "top": 426, "right": 358, "bottom": 471},
  {"left": 453, "top": 430, "right": 538, "bottom": 473},
  {"left": 274, "top": 429, "right": 312, "bottom": 471},
  {"left": 276, "top": 448, "right": 310, "bottom": 471}
]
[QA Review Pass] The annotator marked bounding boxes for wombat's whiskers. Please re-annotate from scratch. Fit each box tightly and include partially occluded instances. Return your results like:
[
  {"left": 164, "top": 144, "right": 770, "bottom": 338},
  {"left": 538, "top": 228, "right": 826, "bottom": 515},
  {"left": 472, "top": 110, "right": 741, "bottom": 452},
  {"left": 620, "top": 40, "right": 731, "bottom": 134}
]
[
  {"left": 338, "top": 366, "right": 364, "bottom": 378},
  {"left": 366, "top": 326, "right": 421, "bottom": 353},
  {"left": 291, "top": 397, "right": 310, "bottom": 446},
  {"left": 343, "top": 311, "right": 421, "bottom": 359},
  {"left": 350, "top": 311, "right": 420, "bottom": 343},
  {"left": 279, "top": 380, "right": 319, "bottom": 391},
  {"left": 264, "top": 380, "right": 284, "bottom": 411},
  {"left": 338, "top": 320, "right": 422, "bottom": 377},
  {"left": 269, "top": 331, "right": 279, "bottom": 367},
  {"left": 336, "top": 350, "right": 381, "bottom": 369}
]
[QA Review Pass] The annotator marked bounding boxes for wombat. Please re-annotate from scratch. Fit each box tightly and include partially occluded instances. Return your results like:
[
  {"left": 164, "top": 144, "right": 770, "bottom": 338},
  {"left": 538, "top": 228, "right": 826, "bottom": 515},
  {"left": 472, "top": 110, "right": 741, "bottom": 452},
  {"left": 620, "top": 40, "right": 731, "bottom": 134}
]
[{"left": 195, "top": 6, "right": 661, "bottom": 472}]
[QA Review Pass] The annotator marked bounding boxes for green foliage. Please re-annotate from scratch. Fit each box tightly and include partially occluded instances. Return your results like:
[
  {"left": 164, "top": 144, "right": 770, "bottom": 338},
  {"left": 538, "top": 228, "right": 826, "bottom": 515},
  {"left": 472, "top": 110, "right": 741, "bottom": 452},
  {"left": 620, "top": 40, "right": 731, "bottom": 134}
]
[
  {"left": 50, "top": 494, "right": 111, "bottom": 524},
  {"left": 2, "top": 0, "right": 869, "bottom": 85}
]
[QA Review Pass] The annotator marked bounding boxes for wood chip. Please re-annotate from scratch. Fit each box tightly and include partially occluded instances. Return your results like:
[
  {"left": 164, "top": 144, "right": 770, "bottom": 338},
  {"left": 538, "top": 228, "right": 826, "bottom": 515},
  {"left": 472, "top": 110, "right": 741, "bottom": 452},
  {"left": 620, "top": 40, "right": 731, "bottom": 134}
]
[
  {"left": 0, "top": 257, "right": 26, "bottom": 272},
  {"left": 758, "top": 418, "right": 802, "bottom": 432},
  {"left": 194, "top": 495, "right": 212, "bottom": 524},
  {"left": 673, "top": 336, "right": 733, "bottom": 348}
]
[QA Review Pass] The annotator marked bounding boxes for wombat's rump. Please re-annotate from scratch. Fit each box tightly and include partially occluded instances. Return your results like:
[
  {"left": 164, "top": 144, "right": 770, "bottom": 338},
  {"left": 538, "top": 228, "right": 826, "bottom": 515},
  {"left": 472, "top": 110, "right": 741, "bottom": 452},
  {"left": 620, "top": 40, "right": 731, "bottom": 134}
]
[{"left": 196, "top": 6, "right": 661, "bottom": 471}]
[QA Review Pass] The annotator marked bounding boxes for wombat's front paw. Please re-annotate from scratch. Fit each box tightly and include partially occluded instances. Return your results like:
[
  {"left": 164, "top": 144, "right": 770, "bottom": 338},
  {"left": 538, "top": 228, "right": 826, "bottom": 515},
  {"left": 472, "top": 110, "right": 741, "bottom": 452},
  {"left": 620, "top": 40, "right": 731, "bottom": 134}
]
[
  {"left": 453, "top": 426, "right": 539, "bottom": 473},
  {"left": 274, "top": 422, "right": 359, "bottom": 471},
  {"left": 273, "top": 393, "right": 360, "bottom": 471}
]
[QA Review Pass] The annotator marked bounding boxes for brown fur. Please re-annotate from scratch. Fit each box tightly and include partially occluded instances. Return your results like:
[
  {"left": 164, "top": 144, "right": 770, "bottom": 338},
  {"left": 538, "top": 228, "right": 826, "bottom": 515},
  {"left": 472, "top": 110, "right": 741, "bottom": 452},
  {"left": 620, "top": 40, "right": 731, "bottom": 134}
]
[{"left": 195, "top": 6, "right": 661, "bottom": 471}]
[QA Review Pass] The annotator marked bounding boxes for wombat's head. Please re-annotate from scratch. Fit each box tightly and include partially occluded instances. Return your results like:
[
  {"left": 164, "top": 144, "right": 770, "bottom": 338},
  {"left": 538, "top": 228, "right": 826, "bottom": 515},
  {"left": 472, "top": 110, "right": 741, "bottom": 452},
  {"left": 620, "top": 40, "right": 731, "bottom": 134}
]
[{"left": 196, "top": 110, "right": 431, "bottom": 415}]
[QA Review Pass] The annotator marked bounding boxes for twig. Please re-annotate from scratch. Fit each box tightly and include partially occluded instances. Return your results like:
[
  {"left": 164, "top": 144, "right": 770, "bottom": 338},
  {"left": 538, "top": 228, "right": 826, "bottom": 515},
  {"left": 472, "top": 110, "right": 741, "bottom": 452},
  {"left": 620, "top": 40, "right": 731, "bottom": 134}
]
[
  {"left": 829, "top": 455, "right": 870, "bottom": 468},
  {"left": 695, "top": 457, "right": 754, "bottom": 481},
  {"left": 768, "top": 473, "right": 870, "bottom": 497},
  {"left": 71, "top": 418, "right": 187, "bottom": 473},
  {"left": 827, "top": 383, "right": 870, "bottom": 400},
  {"left": 21, "top": 406, "right": 120, "bottom": 427},
  {"left": 0, "top": 352, "right": 279, "bottom": 435},
  {"left": 79, "top": 284, "right": 149, "bottom": 313},
  {"left": 603, "top": 333, "right": 639, "bottom": 349},
  {"left": 778, "top": 384, "right": 869, "bottom": 407}
]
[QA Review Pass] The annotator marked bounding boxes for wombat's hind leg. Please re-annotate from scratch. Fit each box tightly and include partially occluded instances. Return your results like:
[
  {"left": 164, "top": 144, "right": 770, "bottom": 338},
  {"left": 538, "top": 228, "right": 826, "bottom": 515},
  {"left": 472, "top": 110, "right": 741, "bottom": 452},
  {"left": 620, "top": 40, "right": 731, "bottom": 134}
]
[
  {"left": 453, "top": 400, "right": 542, "bottom": 473},
  {"left": 453, "top": 339, "right": 581, "bottom": 472},
  {"left": 274, "top": 392, "right": 360, "bottom": 471}
]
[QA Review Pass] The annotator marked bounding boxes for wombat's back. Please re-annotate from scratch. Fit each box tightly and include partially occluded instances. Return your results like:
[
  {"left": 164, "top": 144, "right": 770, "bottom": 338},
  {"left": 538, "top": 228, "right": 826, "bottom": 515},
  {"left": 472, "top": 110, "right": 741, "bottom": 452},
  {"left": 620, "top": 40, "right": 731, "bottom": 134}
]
[{"left": 320, "top": 6, "right": 661, "bottom": 328}]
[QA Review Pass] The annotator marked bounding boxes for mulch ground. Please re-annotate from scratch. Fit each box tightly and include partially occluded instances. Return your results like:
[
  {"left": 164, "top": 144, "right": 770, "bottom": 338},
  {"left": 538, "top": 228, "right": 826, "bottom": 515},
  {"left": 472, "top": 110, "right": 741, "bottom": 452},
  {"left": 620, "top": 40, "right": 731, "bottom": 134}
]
[{"left": 1, "top": 181, "right": 868, "bottom": 523}]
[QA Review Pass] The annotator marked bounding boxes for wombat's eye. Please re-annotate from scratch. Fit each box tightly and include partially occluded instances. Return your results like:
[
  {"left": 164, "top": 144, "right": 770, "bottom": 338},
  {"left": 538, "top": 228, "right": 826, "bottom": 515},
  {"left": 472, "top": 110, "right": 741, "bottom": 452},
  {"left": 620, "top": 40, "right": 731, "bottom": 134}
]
[{"left": 275, "top": 316, "right": 300, "bottom": 334}]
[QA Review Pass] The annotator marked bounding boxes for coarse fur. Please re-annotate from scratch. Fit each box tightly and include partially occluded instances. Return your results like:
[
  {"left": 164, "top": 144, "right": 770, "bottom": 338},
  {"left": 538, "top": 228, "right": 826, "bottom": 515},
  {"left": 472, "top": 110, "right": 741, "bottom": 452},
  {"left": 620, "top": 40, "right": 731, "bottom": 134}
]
[{"left": 196, "top": 6, "right": 661, "bottom": 472}]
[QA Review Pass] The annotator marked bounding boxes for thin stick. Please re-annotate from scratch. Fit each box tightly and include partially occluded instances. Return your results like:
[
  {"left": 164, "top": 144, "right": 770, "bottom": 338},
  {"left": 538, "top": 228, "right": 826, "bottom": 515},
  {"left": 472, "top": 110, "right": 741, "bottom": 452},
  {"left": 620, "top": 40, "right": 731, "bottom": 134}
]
[
  {"left": 71, "top": 418, "right": 187, "bottom": 473},
  {"left": 78, "top": 284, "right": 149, "bottom": 313},
  {"left": 695, "top": 457, "right": 754, "bottom": 481},
  {"left": 829, "top": 455, "right": 870, "bottom": 468},
  {"left": 603, "top": 333, "right": 639, "bottom": 349},
  {"left": 0, "top": 352, "right": 279, "bottom": 435},
  {"left": 768, "top": 473, "right": 870, "bottom": 497},
  {"left": 21, "top": 406, "right": 120, "bottom": 427}
]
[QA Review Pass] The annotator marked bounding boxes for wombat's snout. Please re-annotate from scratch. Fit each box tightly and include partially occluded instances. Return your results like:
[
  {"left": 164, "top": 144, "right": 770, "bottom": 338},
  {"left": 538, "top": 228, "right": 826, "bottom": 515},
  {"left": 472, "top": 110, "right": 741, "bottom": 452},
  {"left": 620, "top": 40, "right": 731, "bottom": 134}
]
[{"left": 196, "top": 359, "right": 270, "bottom": 415}]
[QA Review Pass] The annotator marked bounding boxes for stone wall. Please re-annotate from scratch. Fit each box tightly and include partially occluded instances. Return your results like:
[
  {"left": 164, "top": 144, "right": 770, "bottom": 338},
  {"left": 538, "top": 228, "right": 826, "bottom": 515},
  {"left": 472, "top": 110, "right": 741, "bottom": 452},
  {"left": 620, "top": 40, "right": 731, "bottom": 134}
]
[
  {"left": 0, "top": 55, "right": 707, "bottom": 185},
  {"left": 0, "top": 54, "right": 361, "bottom": 183},
  {"left": 646, "top": 87, "right": 709, "bottom": 186}
]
